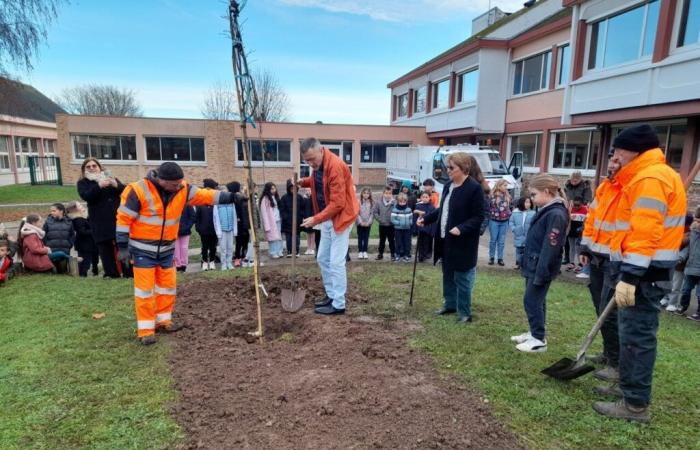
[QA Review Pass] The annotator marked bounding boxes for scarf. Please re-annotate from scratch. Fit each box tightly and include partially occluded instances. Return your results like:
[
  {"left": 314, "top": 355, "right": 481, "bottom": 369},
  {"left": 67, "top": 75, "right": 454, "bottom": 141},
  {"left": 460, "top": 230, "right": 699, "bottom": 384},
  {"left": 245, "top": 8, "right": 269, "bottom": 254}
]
[
  {"left": 21, "top": 223, "right": 45, "bottom": 238},
  {"left": 84, "top": 171, "right": 107, "bottom": 182}
]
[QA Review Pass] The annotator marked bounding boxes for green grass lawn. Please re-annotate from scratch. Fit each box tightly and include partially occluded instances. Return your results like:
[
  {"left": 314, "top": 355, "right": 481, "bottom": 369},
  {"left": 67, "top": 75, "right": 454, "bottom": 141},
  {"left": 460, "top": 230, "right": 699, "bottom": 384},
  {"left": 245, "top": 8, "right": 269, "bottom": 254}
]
[
  {"left": 0, "top": 184, "right": 80, "bottom": 205},
  {"left": 350, "top": 224, "right": 380, "bottom": 239},
  {"left": 0, "top": 275, "right": 182, "bottom": 449},
  {"left": 353, "top": 265, "right": 700, "bottom": 450}
]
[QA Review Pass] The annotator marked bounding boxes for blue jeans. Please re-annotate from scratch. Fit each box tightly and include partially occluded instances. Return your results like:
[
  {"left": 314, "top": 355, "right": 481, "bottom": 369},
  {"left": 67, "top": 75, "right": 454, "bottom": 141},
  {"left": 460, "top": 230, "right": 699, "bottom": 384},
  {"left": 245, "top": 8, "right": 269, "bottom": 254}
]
[
  {"left": 356, "top": 225, "right": 370, "bottom": 252},
  {"left": 394, "top": 228, "right": 411, "bottom": 258},
  {"left": 317, "top": 220, "right": 352, "bottom": 309},
  {"left": 618, "top": 281, "right": 665, "bottom": 407},
  {"left": 442, "top": 267, "right": 476, "bottom": 319},
  {"left": 488, "top": 220, "right": 508, "bottom": 260},
  {"left": 680, "top": 274, "right": 700, "bottom": 310},
  {"left": 48, "top": 250, "right": 70, "bottom": 262},
  {"left": 523, "top": 277, "right": 550, "bottom": 341}
]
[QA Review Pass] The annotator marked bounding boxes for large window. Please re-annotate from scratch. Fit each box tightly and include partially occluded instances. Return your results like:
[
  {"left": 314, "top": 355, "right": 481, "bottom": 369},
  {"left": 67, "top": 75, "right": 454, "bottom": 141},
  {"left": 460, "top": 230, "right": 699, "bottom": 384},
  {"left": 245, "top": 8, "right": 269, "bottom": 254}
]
[
  {"left": 236, "top": 139, "right": 291, "bottom": 163},
  {"left": 557, "top": 44, "right": 571, "bottom": 86},
  {"left": 14, "top": 136, "right": 39, "bottom": 169},
  {"left": 510, "top": 134, "right": 541, "bottom": 168},
  {"left": 678, "top": 0, "right": 700, "bottom": 47},
  {"left": 456, "top": 69, "right": 479, "bottom": 103},
  {"left": 551, "top": 129, "right": 601, "bottom": 171},
  {"left": 146, "top": 136, "right": 205, "bottom": 162},
  {"left": 360, "top": 142, "right": 409, "bottom": 164},
  {"left": 513, "top": 50, "right": 551, "bottom": 95},
  {"left": 588, "top": 1, "right": 660, "bottom": 70},
  {"left": 414, "top": 86, "right": 426, "bottom": 113},
  {"left": 397, "top": 93, "right": 408, "bottom": 117},
  {"left": 0, "top": 136, "right": 10, "bottom": 170},
  {"left": 72, "top": 135, "right": 136, "bottom": 161},
  {"left": 432, "top": 78, "right": 450, "bottom": 109}
]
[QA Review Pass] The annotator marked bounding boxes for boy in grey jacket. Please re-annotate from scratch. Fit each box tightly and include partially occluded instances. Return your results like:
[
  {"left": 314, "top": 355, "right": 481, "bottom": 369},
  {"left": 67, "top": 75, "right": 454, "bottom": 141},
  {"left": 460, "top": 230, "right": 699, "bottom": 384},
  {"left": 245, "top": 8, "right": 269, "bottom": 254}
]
[
  {"left": 372, "top": 186, "right": 396, "bottom": 260},
  {"left": 679, "top": 208, "right": 700, "bottom": 321}
]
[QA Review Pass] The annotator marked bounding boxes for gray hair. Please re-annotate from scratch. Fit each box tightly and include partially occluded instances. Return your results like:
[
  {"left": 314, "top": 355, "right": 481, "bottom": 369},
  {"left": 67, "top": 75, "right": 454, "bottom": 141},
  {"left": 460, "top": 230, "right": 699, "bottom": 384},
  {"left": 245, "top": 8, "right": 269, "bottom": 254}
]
[{"left": 301, "top": 137, "right": 321, "bottom": 153}]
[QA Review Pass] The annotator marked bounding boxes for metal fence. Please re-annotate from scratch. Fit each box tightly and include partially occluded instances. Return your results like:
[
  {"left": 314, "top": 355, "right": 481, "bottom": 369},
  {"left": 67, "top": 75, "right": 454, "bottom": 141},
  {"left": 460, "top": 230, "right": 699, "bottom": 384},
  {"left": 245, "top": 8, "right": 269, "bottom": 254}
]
[{"left": 28, "top": 156, "right": 62, "bottom": 186}]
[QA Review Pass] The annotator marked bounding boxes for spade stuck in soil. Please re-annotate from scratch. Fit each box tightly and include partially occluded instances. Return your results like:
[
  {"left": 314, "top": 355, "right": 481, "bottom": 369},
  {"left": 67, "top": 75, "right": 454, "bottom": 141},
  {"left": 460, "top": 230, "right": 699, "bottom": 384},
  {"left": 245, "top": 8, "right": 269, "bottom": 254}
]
[{"left": 281, "top": 173, "right": 306, "bottom": 312}]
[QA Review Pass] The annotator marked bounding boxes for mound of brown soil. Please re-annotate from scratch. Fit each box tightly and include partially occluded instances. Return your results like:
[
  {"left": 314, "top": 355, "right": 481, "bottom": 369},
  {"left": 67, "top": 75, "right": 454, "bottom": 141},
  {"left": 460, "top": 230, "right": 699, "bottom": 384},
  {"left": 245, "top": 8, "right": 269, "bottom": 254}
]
[{"left": 169, "top": 273, "right": 524, "bottom": 449}]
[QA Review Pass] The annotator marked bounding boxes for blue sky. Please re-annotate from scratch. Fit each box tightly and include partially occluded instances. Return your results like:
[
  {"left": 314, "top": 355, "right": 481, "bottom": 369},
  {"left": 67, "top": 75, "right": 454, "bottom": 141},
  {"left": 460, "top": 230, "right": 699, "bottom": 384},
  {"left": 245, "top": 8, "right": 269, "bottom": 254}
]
[{"left": 24, "top": 0, "right": 524, "bottom": 124}]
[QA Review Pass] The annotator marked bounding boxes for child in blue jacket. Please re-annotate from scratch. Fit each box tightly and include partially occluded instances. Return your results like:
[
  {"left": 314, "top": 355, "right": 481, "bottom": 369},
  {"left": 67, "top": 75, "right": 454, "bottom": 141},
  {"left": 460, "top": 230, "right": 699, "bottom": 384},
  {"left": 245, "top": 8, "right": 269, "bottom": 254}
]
[
  {"left": 391, "top": 193, "right": 413, "bottom": 262},
  {"left": 509, "top": 196, "right": 535, "bottom": 269},
  {"left": 511, "top": 175, "right": 569, "bottom": 354}
]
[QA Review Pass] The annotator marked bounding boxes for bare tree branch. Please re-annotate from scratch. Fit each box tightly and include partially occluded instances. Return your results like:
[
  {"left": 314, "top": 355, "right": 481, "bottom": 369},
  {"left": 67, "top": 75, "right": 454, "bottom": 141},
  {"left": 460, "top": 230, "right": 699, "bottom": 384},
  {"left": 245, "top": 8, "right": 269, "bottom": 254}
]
[
  {"left": 200, "top": 80, "right": 238, "bottom": 120},
  {"left": 0, "top": 0, "right": 67, "bottom": 75},
  {"left": 55, "top": 84, "right": 143, "bottom": 116}
]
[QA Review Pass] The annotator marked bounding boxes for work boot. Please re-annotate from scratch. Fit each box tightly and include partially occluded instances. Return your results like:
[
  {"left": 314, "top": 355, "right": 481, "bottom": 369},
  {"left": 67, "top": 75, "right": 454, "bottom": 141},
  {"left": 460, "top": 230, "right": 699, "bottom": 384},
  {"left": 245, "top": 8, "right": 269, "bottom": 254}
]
[
  {"left": 314, "top": 296, "right": 332, "bottom": 307},
  {"left": 594, "top": 384, "right": 623, "bottom": 399},
  {"left": 593, "top": 366, "right": 619, "bottom": 382},
  {"left": 140, "top": 335, "right": 157, "bottom": 346},
  {"left": 488, "top": 258, "right": 495, "bottom": 265},
  {"left": 158, "top": 322, "right": 183, "bottom": 333},
  {"left": 592, "top": 400, "right": 650, "bottom": 423}
]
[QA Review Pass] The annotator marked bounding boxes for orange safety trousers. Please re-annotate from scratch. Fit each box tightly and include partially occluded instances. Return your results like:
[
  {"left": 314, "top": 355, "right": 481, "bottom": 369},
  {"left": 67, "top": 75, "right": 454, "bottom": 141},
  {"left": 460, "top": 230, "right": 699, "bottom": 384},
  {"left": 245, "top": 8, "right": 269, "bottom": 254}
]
[{"left": 133, "top": 265, "right": 177, "bottom": 337}]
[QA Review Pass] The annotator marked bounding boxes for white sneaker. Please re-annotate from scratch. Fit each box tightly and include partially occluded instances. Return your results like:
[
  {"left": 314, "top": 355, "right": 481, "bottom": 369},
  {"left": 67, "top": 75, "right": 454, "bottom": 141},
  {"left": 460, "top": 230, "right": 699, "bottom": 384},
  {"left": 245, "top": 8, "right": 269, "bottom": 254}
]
[
  {"left": 576, "top": 272, "right": 590, "bottom": 279},
  {"left": 201, "top": 262, "right": 208, "bottom": 271},
  {"left": 305, "top": 249, "right": 315, "bottom": 255},
  {"left": 510, "top": 331, "right": 532, "bottom": 344},
  {"left": 363, "top": 252, "right": 368, "bottom": 259},
  {"left": 666, "top": 304, "right": 681, "bottom": 313},
  {"left": 209, "top": 261, "right": 216, "bottom": 270},
  {"left": 516, "top": 337, "right": 548, "bottom": 353},
  {"left": 660, "top": 297, "right": 669, "bottom": 307}
]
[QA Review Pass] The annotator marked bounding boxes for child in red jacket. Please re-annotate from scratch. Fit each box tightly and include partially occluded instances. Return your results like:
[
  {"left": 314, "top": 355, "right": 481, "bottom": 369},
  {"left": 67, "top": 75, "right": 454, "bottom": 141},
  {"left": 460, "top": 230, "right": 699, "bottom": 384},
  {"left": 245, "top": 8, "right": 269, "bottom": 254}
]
[{"left": 0, "top": 240, "right": 13, "bottom": 285}]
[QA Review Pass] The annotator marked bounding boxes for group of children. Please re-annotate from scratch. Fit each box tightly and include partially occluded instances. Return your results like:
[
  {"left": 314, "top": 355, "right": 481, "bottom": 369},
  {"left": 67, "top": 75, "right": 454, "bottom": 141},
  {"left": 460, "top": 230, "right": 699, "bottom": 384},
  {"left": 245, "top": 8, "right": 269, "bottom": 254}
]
[{"left": 0, "top": 201, "right": 101, "bottom": 282}]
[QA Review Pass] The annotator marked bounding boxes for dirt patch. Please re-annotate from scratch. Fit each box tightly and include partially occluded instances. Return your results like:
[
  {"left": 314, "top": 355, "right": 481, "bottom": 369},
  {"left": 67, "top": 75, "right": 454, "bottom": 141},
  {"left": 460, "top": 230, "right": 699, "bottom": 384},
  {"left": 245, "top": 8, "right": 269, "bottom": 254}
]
[{"left": 169, "top": 272, "right": 524, "bottom": 450}]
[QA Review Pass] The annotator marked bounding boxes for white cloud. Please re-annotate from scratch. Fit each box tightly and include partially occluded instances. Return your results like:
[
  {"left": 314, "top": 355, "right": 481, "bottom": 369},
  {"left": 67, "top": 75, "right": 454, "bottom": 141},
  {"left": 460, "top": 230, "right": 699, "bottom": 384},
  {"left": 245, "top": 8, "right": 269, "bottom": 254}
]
[{"left": 278, "top": 0, "right": 526, "bottom": 22}]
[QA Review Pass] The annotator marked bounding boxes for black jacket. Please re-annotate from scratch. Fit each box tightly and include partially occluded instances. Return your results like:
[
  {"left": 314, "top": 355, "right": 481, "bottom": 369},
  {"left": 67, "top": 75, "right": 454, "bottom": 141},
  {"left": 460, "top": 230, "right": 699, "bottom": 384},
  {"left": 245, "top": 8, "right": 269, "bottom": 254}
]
[
  {"left": 71, "top": 216, "right": 96, "bottom": 254},
  {"left": 77, "top": 178, "right": 126, "bottom": 243},
  {"left": 234, "top": 192, "right": 250, "bottom": 233},
  {"left": 279, "top": 184, "right": 304, "bottom": 234},
  {"left": 564, "top": 179, "right": 592, "bottom": 204},
  {"left": 520, "top": 199, "right": 569, "bottom": 285},
  {"left": 179, "top": 205, "right": 196, "bottom": 237},
  {"left": 423, "top": 178, "right": 485, "bottom": 272},
  {"left": 195, "top": 205, "right": 216, "bottom": 236},
  {"left": 43, "top": 216, "right": 75, "bottom": 254}
]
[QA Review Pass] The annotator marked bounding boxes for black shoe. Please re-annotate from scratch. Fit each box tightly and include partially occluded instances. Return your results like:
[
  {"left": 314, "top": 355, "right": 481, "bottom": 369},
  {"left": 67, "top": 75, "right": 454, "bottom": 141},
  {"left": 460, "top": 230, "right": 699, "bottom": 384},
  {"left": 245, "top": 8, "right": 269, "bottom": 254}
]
[
  {"left": 435, "top": 307, "right": 456, "bottom": 315},
  {"left": 488, "top": 258, "right": 494, "bottom": 265},
  {"left": 457, "top": 316, "right": 473, "bottom": 324},
  {"left": 376, "top": 254, "right": 383, "bottom": 260},
  {"left": 497, "top": 259, "right": 505, "bottom": 266},
  {"left": 314, "top": 305, "right": 345, "bottom": 315},
  {"left": 314, "top": 296, "right": 332, "bottom": 307}
]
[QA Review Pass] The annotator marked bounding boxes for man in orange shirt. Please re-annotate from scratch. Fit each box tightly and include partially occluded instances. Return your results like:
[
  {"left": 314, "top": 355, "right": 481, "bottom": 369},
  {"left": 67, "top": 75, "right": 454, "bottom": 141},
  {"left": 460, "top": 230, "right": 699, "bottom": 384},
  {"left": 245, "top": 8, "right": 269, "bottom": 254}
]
[
  {"left": 299, "top": 137, "right": 359, "bottom": 315},
  {"left": 422, "top": 178, "right": 440, "bottom": 207}
]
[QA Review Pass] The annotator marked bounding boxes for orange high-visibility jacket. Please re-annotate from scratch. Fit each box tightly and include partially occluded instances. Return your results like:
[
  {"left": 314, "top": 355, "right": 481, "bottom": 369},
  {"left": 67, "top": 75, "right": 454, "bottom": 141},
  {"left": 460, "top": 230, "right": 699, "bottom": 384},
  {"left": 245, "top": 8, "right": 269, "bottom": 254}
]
[
  {"left": 116, "top": 172, "right": 230, "bottom": 258},
  {"left": 610, "top": 148, "right": 686, "bottom": 280},
  {"left": 580, "top": 175, "right": 622, "bottom": 258}
]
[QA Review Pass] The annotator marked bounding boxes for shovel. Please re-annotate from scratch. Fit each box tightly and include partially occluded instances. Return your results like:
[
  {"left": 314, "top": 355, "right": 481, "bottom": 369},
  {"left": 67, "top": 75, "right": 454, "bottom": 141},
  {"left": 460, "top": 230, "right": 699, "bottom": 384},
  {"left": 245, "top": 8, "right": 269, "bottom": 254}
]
[
  {"left": 281, "top": 173, "right": 306, "bottom": 312},
  {"left": 541, "top": 296, "right": 617, "bottom": 380}
]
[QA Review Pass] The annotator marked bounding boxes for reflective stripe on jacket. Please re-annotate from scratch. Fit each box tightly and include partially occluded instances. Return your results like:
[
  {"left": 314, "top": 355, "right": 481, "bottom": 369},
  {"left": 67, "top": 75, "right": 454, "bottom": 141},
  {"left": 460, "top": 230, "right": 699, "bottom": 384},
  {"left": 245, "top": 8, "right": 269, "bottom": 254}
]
[
  {"left": 116, "top": 173, "right": 222, "bottom": 258},
  {"left": 580, "top": 176, "right": 622, "bottom": 257},
  {"left": 609, "top": 148, "right": 686, "bottom": 278}
]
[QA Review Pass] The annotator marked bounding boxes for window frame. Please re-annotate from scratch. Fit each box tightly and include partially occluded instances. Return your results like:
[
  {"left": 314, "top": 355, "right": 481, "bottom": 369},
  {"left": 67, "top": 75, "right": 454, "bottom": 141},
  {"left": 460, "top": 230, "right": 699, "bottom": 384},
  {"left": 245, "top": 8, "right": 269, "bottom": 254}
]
[
  {"left": 145, "top": 136, "right": 206, "bottom": 164},
  {"left": 673, "top": 0, "right": 700, "bottom": 51},
  {"left": 586, "top": 0, "right": 660, "bottom": 72},
  {"left": 397, "top": 93, "right": 408, "bottom": 117},
  {"left": 432, "top": 77, "right": 450, "bottom": 110},
  {"left": 13, "top": 136, "right": 40, "bottom": 171},
  {"left": 360, "top": 142, "right": 410, "bottom": 167},
  {"left": 511, "top": 49, "right": 552, "bottom": 97},
  {"left": 547, "top": 127, "right": 600, "bottom": 176},
  {"left": 557, "top": 43, "right": 571, "bottom": 87},
  {"left": 0, "top": 136, "right": 10, "bottom": 172},
  {"left": 455, "top": 67, "right": 479, "bottom": 105},
  {"left": 70, "top": 134, "right": 139, "bottom": 164},
  {"left": 508, "top": 132, "right": 542, "bottom": 173},
  {"left": 235, "top": 139, "right": 293, "bottom": 167}
]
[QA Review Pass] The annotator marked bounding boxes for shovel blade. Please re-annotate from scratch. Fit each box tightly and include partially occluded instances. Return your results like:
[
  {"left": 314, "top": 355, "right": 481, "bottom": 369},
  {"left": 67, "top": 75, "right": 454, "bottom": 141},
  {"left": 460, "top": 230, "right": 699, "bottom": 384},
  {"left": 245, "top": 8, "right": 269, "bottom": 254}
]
[
  {"left": 281, "top": 288, "right": 306, "bottom": 313},
  {"left": 541, "top": 357, "right": 595, "bottom": 380}
]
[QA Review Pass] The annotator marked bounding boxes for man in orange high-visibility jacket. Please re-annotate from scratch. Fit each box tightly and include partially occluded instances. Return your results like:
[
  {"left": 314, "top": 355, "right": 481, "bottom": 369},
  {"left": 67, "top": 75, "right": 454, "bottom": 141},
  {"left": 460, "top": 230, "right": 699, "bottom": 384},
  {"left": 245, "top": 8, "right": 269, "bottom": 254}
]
[
  {"left": 116, "top": 162, "right": 236, "bottom": 345},
  {"left": 592, "top": 125, "right": 686, "bottom": 423},
  {"left": 579, "top": 153, "right": 623, "bottom": 386}
]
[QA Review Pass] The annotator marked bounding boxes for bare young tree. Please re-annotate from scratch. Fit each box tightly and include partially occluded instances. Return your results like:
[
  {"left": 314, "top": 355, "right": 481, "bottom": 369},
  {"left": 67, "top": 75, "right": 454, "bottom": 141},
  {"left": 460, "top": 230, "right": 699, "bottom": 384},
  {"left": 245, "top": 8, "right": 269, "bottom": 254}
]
[
  {"left": 252, "top": 69, "right": 290, "bottom": 122},
  {"left": 202, "top": 69, "right": 290, "bottom": 122},
  {"left": 56, "top": 84, "right": 143, "bottom": 116},
  {"left": 0, "top": 0, "right": 66, "bottom": 74},
  {"left": 200, "top": 81, "right": 238, "bottom": 120}
]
